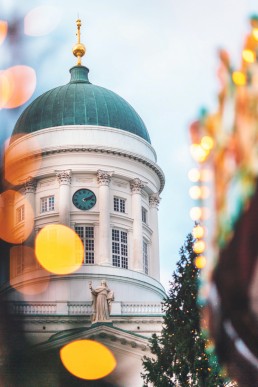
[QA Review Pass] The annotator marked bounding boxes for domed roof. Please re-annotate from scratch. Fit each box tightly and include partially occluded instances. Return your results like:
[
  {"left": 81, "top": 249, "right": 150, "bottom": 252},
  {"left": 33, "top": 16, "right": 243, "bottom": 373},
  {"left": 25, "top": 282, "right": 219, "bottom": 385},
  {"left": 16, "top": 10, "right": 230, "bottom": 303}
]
[{"left": 13, "top": 66, "right": 151, "bottom": 143}]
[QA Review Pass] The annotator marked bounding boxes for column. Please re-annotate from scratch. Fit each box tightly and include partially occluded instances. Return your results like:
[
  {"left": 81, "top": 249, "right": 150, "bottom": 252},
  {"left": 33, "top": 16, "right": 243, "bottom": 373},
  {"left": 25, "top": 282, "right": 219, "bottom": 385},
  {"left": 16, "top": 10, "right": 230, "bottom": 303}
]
[
  {"left": 56, "top": 170, "right": 71, "bottom": 226},
  {"left": 24, "top": 177, "right": 37, "bottom": 246},
  {"left": 24, "top": 177, "right": 37, "bottom": 213},
  {"left": 97, "top": 170, "right": 112, "bottom": 265},
  {"left": 130, "top": 178, "right": 145, "bottom": 272},
  {"left": 149, "top": 193, "right": 161, "bottom": 280}
]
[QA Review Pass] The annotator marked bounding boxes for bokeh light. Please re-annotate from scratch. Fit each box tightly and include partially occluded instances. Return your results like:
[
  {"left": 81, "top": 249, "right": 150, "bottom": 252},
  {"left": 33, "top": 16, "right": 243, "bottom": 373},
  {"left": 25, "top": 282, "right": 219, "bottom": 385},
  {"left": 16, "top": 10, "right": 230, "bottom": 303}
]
[
  {"left": 24, "top": 6, "right": 62, "bottom": 36},
  {"left": 189, "top": 185, "right": 202, "bottom": 200},
  {"left": 4, "top": 133, "right": 42, "bottom": 186},
  {"left": 200, "top": 136, "right": 214, "bottom": 151},
  {"left": 194, "top": 255, "right": 207, "bottom": 269},
  {"left": 200, "top": 168, "right": 212, "bottom": 182},
  {"left": 35, "top": 225, "right": 84, "bottom": 274},
  {"left": 252, "top": 28, "right": 258, "bottom": 40},
  {"left": 0, "top": 65, "right": 36, "bottom": 109},
  {"left": 60, "top": 340, "right": 116, "bottom": 380},
  {"left": 192, "top": 224, "right": 205, "bottom": 239},
  {"left": 193, "top": 240, "right": 206, "bottom": 254},
  {"left": 190, "top": 144, "right": 209, "bottom": 163},
  {"left": 10, "top": 246, "right": 50, "bottom": 295},
  {"left": 0, "top": 20, "right": 8, "bottom": 45},
  {"left": 0, "top": 190, "right": 34, "bottom": 244},
  {"left": 200, "top": 186, "right": 210, "bottom": 199},
  {"left": 188, "top": 168, "right": 201, "bottom": 182},
  {"left": 190, "top": 206, "right": 202, "bottom": 221},
  {"left": 242, "top": 48, "right": 255, "bottom": 63},
  {"left": 232, "top": 71, "right": 246, "bottom": 86}
]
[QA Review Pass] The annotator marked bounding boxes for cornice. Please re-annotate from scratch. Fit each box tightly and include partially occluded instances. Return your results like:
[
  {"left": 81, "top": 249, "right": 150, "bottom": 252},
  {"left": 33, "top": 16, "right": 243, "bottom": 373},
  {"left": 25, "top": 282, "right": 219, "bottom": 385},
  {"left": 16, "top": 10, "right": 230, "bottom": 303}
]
[{"left": 41, "top": 145, "right": 165, "bottom": 193}]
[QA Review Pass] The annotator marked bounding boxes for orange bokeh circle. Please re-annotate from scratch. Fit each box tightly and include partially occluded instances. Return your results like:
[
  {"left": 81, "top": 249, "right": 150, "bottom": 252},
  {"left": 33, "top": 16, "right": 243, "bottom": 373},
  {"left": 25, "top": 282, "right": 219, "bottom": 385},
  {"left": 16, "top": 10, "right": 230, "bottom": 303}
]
[
  {"left": 0, "top": 65, "right": 36, "bottom": 109},
  {"left": 60, "top": 340, "right": 116, "bottom": 380},
  {"left": 0, "top": 190, "right": 34, "bottom": 244},
  {"left": 4, "top": 133, "right": 42, "bottom": 186},
  {"left": 0, "top": 20, "right": 8, "bottom": 45},
  {"left": 35, "top": 225, "right": 84, "bottom": 275},
  {"left": 10, "top": 245, "right": 50, "bottom": 295}
]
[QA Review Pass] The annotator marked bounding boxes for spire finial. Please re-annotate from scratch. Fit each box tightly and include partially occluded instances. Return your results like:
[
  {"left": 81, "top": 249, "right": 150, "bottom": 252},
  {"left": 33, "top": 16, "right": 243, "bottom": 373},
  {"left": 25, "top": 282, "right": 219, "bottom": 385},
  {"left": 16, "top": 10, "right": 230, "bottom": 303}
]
[{"left": 72, "top": 19, "right": 86, "bottom": 66}]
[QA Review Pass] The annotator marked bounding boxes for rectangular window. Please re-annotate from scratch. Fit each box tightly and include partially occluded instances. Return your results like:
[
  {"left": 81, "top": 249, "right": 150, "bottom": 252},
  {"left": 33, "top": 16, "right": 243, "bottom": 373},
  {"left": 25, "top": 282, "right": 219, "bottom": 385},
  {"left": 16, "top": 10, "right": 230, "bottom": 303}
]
[
  {"left": 40, "top": 195, "right": 55, "bottom": 213},
  {"left": 142, "top": 207, "right": 147, "bottom": 224},
  {"left": 114, "top": 197, "right": 126, "bottom": 213},
  {"left": 16, "top": 205, "right": 25, "bottom": 223},
  {"left": 75, "top": 226, "right": 94, "bottom": 264},
  {"left": 143, "top": 240, "right": 148, "bottom": 275},
  {"left": 112, "top": 229, "right": 128, "bottom": 269}
]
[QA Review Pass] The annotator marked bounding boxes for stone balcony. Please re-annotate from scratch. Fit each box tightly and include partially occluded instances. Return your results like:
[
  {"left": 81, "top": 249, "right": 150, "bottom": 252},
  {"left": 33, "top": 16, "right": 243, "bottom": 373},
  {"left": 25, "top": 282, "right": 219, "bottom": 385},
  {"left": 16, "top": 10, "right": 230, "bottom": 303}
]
[{"left": 10, "top": 301, "right": 164, "bottom": 316}]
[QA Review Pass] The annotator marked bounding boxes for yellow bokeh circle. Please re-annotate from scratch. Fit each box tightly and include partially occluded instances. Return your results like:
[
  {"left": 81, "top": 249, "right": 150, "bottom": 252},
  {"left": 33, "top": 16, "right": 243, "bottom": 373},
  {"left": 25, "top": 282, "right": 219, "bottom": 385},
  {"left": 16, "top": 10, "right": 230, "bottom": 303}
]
[
  {"left": 35, "top": 224, "right": 83, "bottom": 274},
  {"left": 192, "top": 225, "right": 205, "bottom": 239},
  {"left": 194, "top": 255, "right": 207, "bottom": 269},
  {"left": 232, "top": 71, "right": 246, "bottom": 86},
  {"left": 193, "top": 240, "right": 205, "bottom": 254},
  {"left": 60, "top": 340, "right": 116, "bottom": 380}
]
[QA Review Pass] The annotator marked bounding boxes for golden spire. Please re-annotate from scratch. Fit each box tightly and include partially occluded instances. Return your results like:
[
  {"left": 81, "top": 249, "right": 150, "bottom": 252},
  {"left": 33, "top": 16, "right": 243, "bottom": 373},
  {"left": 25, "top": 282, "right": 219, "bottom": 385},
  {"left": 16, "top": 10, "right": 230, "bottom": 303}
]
[{"left": 72, "top": 19, "right": 86, "bottom": 66}]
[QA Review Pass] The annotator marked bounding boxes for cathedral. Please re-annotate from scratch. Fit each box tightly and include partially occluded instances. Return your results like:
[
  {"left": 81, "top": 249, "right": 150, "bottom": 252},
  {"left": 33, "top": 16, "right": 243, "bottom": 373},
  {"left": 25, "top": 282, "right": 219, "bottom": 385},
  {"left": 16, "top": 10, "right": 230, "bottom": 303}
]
[{"left": 0, "top": 20, "right": 166, "bottom": 386}]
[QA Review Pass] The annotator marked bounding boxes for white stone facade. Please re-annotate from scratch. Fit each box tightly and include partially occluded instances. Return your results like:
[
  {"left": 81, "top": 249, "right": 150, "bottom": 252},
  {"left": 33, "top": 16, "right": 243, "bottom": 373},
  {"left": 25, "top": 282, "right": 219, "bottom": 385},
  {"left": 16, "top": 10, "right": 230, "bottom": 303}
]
[
  {"left": 4, "top": 124, "right": 165, "bottom": 313},
  {"left": 2, "top": 124, "right": 165, "bottom": 386}
]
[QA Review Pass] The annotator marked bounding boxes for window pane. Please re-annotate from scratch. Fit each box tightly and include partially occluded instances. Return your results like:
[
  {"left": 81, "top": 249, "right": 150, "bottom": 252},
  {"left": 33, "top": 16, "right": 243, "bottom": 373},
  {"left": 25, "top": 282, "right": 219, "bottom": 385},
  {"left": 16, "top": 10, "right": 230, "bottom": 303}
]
[
  {"left": 112, "top": 229, "right": 128, "bottom": 269},
  {"left": 16, "top": 205, "right": 25, "bottom": 223},
  {"left": 142, "top": 207, "right": 147, "bottom": 223},
  {"left": 114, "top": 197, "right": 119, "bottom": 212},
  {"left": 143, "top": 240, "right": 148, "bottom": 274},
  {"left": 40, "top": 196, "right": 54, "bottom": 213},
  {"left": 114, "top": 197, "right": 125, "bottom": 213},
  {"left": 75, "top": 226, "right": 94, "bottom": 264}
]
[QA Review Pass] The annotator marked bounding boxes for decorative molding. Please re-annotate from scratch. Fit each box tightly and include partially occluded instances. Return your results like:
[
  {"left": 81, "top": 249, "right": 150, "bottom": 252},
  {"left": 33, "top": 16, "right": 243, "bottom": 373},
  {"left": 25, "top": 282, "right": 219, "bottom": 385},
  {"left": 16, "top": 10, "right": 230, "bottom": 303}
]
[
  {"left": 24, "top": 177, "right": 37, "bottom": 194},
  {"left": 56, "top": 169, "right": 71, "bottom": 185},
  {"left": 130, "top": 178, "right": 146, "bottom": 194},
  {"left": 40, "top": 147, "right": 165, "bottom": 193},
  {"left": 75, "top": 177, "right": 93, "bottom": 183},
  {"left": 149, "top": 193, "right": 161, "bottom": 209},
  {"left": 39, "top": 178, "right": 55, "bottom": 188},
  {"left": 68, "top": 302, "right": 92, "bottom": 315},
  {"left": 97, "top": 169, "right": 112, "bottom": 186},
  {"left": 121, "top": 302, "right": 163, "bottom": 315},
  {"left": 9, "top": 301, "right": 163, "bottom": 316},
  {"left": 12, "top": 303, "right": 57, "bottom": 315},
  {"left": 112, "top": 179, "right": 128, "bottom": 188}
]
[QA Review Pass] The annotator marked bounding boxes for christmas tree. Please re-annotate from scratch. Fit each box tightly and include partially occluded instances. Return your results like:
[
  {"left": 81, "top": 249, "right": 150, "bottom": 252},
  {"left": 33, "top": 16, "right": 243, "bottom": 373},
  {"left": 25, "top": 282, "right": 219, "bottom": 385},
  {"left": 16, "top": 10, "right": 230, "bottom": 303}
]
[{"left": 142, "top": 233, "right": 233, "bottom": 386}]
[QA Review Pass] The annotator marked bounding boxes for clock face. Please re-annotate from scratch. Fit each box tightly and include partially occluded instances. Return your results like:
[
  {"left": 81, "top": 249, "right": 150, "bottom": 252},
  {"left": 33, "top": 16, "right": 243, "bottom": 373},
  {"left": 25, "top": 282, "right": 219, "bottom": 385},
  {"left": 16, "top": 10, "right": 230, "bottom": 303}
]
[{"left": 72, "top": 189, "right": 97, "bottom": 211}]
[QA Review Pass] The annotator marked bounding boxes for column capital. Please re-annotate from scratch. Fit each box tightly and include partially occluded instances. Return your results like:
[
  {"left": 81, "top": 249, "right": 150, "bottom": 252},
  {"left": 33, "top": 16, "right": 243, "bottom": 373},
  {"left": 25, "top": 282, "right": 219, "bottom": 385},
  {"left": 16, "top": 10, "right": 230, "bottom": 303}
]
[
  {"left": 130, "top": 178, "right": 146, "bottom": 194},
  {"left": 24, "top": 177, "right": 37, "bottom": 194},
  {"left": 149, "top": 193, "right": 161, "bottom": 209},
  {"left": 97, "top": 170, "right": 112, "bottom": 186},
  {"left": 56, "top": 170, "right": 71, "bottom": 185}
]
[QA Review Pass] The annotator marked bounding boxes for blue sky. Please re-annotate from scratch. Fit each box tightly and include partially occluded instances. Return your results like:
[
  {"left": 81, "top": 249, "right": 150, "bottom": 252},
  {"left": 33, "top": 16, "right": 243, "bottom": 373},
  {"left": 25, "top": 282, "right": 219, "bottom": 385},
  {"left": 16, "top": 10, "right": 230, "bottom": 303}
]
[{"left": 1, "top": 0, "right": 258, "bottom": 290}]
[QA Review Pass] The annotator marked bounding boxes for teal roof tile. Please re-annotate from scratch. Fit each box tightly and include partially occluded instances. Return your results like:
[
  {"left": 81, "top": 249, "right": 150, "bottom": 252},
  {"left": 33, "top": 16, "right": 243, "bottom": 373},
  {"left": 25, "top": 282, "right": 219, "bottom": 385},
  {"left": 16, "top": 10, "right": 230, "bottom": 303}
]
[{"left": 13, "top": 66, "right": 151, "bottom": 143}]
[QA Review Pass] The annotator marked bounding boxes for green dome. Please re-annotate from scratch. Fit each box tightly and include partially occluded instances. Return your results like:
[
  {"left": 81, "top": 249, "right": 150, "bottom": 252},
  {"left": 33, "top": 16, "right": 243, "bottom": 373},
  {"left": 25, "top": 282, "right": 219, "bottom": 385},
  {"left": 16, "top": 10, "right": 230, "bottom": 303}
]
[{"left": 13, "top": 66, "right": 151, "bottom": 143}]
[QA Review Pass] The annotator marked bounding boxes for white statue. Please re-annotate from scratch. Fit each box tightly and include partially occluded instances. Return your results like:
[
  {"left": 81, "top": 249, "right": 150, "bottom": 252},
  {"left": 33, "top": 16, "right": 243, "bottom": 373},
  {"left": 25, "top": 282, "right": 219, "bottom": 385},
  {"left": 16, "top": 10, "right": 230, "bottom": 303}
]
[{"left": 89, "top": 280, "right": 114, "bottom": 322}]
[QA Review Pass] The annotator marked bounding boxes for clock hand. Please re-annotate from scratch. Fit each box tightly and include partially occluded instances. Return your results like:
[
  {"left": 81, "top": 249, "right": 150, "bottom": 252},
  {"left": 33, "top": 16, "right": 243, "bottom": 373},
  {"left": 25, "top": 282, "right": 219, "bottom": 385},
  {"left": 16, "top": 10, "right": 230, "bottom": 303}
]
[{"left": 82, "top": 195, "right": 94, "bottom": 202}]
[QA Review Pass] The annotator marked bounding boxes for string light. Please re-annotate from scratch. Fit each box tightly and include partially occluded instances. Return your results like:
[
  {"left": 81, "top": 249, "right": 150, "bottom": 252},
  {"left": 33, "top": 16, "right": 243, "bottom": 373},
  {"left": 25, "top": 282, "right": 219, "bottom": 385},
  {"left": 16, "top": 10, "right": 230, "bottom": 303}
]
[
  {"left": 232, "top": 71, "right": 246, "bottom": 86},
  {"left": 242, "top": 49, "right": 255, "bottom": 63}
]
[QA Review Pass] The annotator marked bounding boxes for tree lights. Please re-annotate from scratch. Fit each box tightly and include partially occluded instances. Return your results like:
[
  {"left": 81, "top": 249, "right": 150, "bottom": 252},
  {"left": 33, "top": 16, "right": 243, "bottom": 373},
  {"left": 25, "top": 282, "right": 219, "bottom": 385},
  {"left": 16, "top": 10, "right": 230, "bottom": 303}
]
[{"left": 188, "top": 14, "right": 258, "bottom": 386}]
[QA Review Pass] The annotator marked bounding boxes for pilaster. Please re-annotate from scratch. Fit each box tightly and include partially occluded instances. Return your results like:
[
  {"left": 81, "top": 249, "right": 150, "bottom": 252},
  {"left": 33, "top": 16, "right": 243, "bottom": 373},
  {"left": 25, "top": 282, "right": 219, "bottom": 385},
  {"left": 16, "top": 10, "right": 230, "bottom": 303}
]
[
  {"left": 97, "top": 170, "right": 112, "bottom": 265},
  {"left": 130, "top": 178, "right": 146, "bottom": 272},
  {"left": 149, "top": 193, "right": 161, "bottom": 280},
  {"left": 56, "top": 170, "right": 71, "bottom": 226}
]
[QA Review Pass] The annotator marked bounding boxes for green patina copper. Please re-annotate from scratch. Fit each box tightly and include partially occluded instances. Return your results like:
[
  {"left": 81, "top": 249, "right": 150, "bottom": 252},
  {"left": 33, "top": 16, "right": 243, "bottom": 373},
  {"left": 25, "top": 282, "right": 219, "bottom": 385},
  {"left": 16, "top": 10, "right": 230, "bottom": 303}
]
[{"left": 13, "top": 66, "right": 151, "bottom": 143}]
